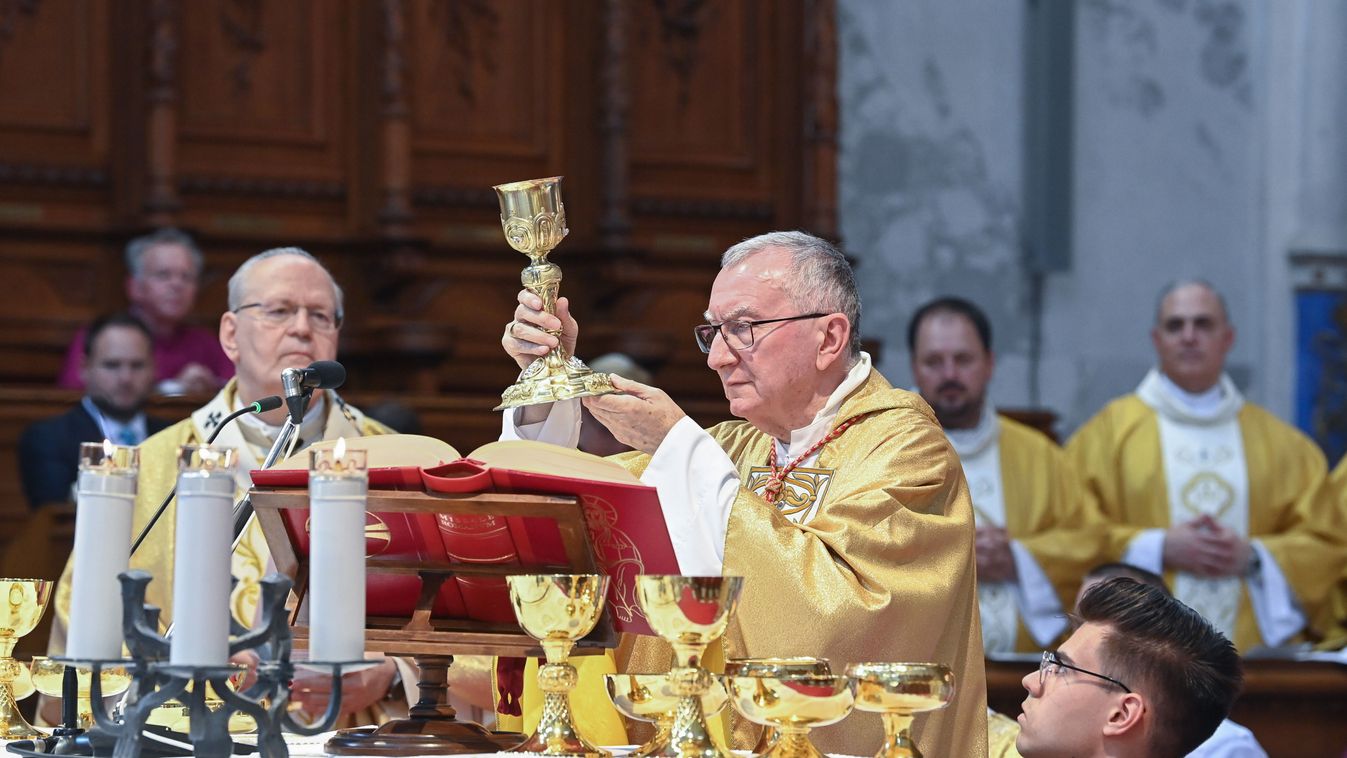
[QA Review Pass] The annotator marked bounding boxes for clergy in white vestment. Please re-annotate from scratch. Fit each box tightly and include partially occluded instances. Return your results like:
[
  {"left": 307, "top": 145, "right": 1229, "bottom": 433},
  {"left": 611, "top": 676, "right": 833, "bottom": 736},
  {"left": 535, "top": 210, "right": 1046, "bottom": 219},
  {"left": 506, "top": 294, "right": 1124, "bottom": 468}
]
[
  {"left": 909, "top": 296, "right": 1104, "bottom": 654},
  {"left": 1067, "top": 280, "right": 1347, "bottom": 651}
]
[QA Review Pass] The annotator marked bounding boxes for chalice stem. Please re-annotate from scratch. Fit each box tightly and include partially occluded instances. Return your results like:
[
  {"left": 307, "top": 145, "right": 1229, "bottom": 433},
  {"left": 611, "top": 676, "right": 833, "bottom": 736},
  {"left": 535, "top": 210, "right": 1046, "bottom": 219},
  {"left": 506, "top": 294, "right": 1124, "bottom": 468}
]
[
  {"left": 764, "top": 727, "right": 823, "bottom": 758},
  {"left": 877, "top": 712, "right": 919, "bottom": 758},
  {"left": 628, "top": 718, "right": 673, "bottom": 758},
  {"left": 0, "top": 680, "right": 39, "bottom": 739},
  {"left": 666, "top": 687, "right": 729, "bottom": 758}
]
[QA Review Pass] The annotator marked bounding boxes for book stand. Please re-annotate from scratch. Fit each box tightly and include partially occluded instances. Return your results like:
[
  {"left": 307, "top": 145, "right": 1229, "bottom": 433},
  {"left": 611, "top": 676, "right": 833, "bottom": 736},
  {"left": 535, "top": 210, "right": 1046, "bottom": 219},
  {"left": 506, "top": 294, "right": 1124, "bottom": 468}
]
[{"left": 251, "top": 486, "right": 618, "bottom": 756}]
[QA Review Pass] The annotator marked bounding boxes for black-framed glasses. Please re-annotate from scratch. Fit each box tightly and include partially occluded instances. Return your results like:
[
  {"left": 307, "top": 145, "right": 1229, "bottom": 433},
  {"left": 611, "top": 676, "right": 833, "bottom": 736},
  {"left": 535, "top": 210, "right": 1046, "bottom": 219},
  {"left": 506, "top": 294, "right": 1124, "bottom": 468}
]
[
  {"left": 693, "top": 313, "right": 828, "bottom": 353},
  {"left": 1038, "top": 650, "right": 1131, "bottom": 693},
  {"left": 233, "top": 301, "right": 343, "bottom": 332}
]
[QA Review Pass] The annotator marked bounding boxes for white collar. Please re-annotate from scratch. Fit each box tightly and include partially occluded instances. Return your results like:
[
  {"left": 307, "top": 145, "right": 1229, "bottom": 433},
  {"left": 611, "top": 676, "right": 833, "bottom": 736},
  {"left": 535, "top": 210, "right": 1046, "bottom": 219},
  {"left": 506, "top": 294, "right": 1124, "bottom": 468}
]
[
  {"left": 1136, "top": 367, "right": 1243, "bottom": 424},
  {"left": 945, "top": 401, "right": 999, "bottom": 458},
  {"left": 784, "top": 352, "right": 872, "bottom": 456}
]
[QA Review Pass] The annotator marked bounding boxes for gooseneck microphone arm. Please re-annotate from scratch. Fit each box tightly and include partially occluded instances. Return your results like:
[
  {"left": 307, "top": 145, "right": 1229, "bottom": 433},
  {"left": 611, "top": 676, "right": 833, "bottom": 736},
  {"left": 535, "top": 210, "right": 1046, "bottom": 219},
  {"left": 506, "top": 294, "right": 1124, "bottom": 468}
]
[{"left": 127, "top": 396, "right": 283, "bottom": 558}]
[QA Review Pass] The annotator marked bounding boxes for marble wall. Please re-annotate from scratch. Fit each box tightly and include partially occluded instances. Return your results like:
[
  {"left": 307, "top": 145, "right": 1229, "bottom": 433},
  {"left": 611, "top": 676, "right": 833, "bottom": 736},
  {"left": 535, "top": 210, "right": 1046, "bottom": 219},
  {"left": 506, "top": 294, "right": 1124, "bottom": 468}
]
[{"left": 838, "top": 0, "right": 1321, "bottom": 437}]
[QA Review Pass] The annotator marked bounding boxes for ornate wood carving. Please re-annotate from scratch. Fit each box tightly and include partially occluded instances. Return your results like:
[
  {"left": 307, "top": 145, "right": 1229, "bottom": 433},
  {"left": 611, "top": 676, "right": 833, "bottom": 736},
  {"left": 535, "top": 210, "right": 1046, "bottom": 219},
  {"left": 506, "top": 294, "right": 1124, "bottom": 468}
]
[
  {"left": 802, "top": 0, "right": 838, "bottom": 239},
  {"left": 0, "top": 163, "right": 108, "bottom": 188},
  {"left": 599, "top": 0, "right": 631, "bottom": 249},
  {"left": 178, "top": 174, "right": 345, "bottom": 199},
  {"left": 411, "top": 185, "right": 496, "bottom": 209},
  {"left": 649, "top": 0, "right": 714, "bottom": 107},
  {"left": 145, "top": 0, "right": 181, "bottom": 223},
  {"left": 631, "top": 197, "right": 774, "bottom": 220},
  {"left": 378, "top": 0, "right": 412, "bottom": 235},
  {"left": 428, "top": 0, "right": 499, "bottom": 103},
  {"left": 219, "top": 0, "right": 266, "bottom": 92}
]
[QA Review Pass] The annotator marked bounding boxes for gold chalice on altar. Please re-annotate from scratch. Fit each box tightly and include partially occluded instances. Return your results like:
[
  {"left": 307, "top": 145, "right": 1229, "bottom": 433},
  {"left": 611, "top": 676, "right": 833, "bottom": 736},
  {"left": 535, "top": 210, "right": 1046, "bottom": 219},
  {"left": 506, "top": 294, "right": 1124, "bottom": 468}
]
[
  {"left": 506, "top": 574, "right": 611, "bottom": 757},
  {"left": 29, "top": 657, "right": 131, "bottom": 729},
  {"left": 846, "top": 663, "right": 954, "bottom": 758},
  {"left": 145, "top": 666, "right": 256, "bottom": 734},
  {"left": 604, "top": 674, "right": 728, "bottom": 758},
  {"left": 0, "top": 579, "right": 51, "bottom": 739},
  {"left": 635, "top": 575, "right": 743, "bottom": 758},
  {"left": 725, "top": 675, "right": 854, "bottom": 758},
  {"left": 724, "top": 659, "right": 832, "bottom": 751},
  {"left": 493, "top": 176, "right": 615, "bottom": 410}
]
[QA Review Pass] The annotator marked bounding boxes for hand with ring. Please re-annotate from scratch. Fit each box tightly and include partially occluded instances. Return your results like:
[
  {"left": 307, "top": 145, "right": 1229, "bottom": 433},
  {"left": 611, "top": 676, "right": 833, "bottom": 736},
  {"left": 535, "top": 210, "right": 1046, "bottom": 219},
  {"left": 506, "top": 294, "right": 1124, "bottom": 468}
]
[{"left": 502, "top": 290, "right": 579, "bottom": 370}]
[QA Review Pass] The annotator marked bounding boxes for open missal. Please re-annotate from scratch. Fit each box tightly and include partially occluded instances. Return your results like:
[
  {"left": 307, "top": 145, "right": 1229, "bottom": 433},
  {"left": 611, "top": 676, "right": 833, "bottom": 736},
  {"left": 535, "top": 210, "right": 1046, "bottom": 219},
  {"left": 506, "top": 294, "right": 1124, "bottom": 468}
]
[{"left": 251, "top": 435, "right": 680, "bottom": 636}]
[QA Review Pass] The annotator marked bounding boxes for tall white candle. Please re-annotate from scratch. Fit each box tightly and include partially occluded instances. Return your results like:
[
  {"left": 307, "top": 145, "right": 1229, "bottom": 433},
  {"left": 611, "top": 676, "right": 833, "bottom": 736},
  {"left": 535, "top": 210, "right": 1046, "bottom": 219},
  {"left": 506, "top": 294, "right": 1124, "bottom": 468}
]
[
  {"left": 68, "top": 442, "right": 138, "bottom": 662},
  {"left": 169, "top": 446, "right": 237, "bottom": 667},
  {"left": 308, "top": 441, "right": 367, "bottom": 663}
]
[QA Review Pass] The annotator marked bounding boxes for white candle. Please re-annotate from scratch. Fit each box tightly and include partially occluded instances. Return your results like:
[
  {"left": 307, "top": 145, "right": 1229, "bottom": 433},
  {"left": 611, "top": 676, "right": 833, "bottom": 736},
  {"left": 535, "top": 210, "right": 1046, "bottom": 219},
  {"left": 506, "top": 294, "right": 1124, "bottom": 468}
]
[
  {"left": 169, "top": 446, "right": 237, "bottom": 667},
  {"left": 68, "top": 442, "right": 138, "bottom": 662},
  {"left": 308, "top": 442, "right": 367, "bottom": 662}
]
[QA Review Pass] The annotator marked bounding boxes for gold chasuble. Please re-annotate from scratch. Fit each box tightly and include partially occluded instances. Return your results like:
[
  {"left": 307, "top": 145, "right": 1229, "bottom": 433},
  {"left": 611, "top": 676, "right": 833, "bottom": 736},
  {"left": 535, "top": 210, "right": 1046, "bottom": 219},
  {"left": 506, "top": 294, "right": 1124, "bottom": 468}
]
[
  {"left": 50, "top": 379, "right": 392, "bottom": 653},
  {"left": 992, "top": 417, "right": 1105, "bottom": 652},
  {"left": 1318, "top": 457, "right": 1347, "bottom": 649},
  {"left": 613, "top": 371, "right": 987, "bottom": 757},
  {"left": 1066, "top": 394, "right": 1346, "bottom": 651}
]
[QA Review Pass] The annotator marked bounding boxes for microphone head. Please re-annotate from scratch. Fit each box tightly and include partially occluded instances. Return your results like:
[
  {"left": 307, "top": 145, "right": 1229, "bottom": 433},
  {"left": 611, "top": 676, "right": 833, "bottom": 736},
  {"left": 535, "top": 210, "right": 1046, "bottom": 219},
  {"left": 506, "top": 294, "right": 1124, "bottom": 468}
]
[
  {"left": 252, "top": 395, "right": 284, "bottom": 413},
  {"left": 308, "top": 360, "right": 346, "bottom": 390}
]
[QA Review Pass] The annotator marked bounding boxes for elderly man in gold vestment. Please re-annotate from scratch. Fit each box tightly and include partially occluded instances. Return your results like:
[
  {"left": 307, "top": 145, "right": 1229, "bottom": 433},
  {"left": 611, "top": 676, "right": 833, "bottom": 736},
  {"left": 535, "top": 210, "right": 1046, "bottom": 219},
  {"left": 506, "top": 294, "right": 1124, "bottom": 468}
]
[
  {"left": 909, "top": 296, "right": 1101, "bottom": 654},
  {"left": 501, "top": 231, "right": 987, "bottom": 756},
  {"left": 49, "top": 247, "right": 397, "bottom": 713},
  {"left": 1066, "top": 280, "right": 1346, "bottom": 651}
]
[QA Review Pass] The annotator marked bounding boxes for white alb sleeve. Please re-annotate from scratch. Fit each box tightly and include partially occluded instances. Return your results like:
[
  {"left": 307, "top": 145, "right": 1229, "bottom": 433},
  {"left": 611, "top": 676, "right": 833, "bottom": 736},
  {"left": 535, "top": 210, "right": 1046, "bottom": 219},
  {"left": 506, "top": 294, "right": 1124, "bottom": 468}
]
[
  {"left": 499, "top": 399, "right": 581, "bottom": 448},
  {"left": 638, "top": 416, "right": 739, "bottom": 576},
  {"left": 1008, "top": 540, "right": 1068, "bottom": 646}
]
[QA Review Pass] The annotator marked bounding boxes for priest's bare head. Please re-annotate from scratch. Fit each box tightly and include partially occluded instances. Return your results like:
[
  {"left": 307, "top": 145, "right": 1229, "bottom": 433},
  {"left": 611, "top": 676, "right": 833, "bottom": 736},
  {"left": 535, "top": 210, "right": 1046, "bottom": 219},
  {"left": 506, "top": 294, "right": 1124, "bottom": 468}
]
[
  {"left": 219, "top": 248, "right": 344, "bottom": 420},
  {"left": 1151, "top": 280, "right": 1235, "bottom": 394},
  {"left": 908, "top": 296, "right": 995, "bottom": 430},
  {"left": 81, "top": 312, "right": 156, "bottom": 422},
  {"left": 1017, "top": 577, "right": 1240, "bottom": 758},
  {"left": 703, "top": 232, "right": 859, "bottom": 440}
]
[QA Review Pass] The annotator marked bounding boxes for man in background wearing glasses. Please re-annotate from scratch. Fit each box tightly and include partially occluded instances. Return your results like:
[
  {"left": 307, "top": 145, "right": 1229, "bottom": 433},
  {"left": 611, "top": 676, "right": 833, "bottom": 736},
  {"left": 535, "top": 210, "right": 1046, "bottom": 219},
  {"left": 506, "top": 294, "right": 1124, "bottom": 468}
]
[
  {"left": 501, "top": 231, "right": 987, "bottom": 756},
  {"left": 1016, "top": 576, "right": 1243, "bottom": 758},
  {"left": 47, "top": 247, "right": 396, "bottom": 720}
]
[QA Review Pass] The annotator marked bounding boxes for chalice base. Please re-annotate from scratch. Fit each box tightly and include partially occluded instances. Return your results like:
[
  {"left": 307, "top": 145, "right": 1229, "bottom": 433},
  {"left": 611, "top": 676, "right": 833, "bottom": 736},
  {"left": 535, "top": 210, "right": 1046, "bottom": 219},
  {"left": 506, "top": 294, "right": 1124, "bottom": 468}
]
[
  {"left": 495, "top": 352, "right": 616, "bottom": 411},
  {"left": 627, "top": 720, "right": 673, "bottom": 758},
  {"left": 0, "top": 682, "right": 40, "bottom": 740},
  {"left": 326, "top": 717, "right": 520, "bottom": 756},
  {"left": 875, "top": 713, "right": 920, "bottom": 758},
  {"left": 761, "top": 729, "right": 825, "bottom": 758}
]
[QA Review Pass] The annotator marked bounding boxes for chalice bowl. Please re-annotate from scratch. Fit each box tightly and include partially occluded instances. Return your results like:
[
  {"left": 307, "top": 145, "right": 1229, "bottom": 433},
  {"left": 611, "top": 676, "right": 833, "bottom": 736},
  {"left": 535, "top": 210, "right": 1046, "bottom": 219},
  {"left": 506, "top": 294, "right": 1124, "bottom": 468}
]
[
  {"left": 604, "top": 674, "right": 728, "bottom": 758},
  {"left": 506, "top": 574, "right": 611, "bottom": 757},
  {"left": 0, "top": 579, "right": 51, "bottom": 739},
  {"left": 723, "top": 659, "right": 832, "bottom": 752},
  {"left": 493, "top": 176, "right": 616, "bottom": 410},
  {"left": 634, "top": 575, "right": 743, "bottom": 758},
  {"left": 846, "top": 662, "right": 954, "bottom": 758},
  {"left": 725, "top": 675, "right": 854, "bottom": 758},
  {"left": 29, "top": 657, "right": 131, "bottom": 729}
]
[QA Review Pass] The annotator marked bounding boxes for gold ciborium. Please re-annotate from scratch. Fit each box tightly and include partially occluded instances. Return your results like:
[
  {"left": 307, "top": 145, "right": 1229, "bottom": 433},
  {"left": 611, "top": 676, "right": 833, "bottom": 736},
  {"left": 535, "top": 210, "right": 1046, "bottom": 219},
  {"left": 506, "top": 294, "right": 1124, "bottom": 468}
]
[
  {"left": 724, "top": 659, "right": 832, "bottom": 751},
  {"left": 0, "top": 579, "right": 51, "bottom": 739},
  {"left": 725, "top": 675, "right": 854, "bottom": 758},
  {"left": 635, "top": 575, "right": 743, "bottom": 758},
  {"left": 604, "top": 674, "right": 728, "bottom": 758},
  {"left": 506, "top": 574, "right": 611, "bottom": 757},
  {"left": 493, "top": 176, "right": 616, "bottom": 410},
  {"left": 846, "top": 662, "right": 954, "bottom": 758},
  {"left": 29, "top": 657, "right": 131, "bottom": 729}
]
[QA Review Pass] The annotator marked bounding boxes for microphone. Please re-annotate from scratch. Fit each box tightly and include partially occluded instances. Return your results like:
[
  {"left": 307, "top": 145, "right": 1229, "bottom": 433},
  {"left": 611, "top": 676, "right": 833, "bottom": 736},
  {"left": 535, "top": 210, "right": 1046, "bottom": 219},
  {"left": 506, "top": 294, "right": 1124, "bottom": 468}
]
[
  {"left": 128, "top": 395, "right": 284, "bottom": 558},
  {"left": 282, "top": 360, "right": 345, "bottom": 425}
]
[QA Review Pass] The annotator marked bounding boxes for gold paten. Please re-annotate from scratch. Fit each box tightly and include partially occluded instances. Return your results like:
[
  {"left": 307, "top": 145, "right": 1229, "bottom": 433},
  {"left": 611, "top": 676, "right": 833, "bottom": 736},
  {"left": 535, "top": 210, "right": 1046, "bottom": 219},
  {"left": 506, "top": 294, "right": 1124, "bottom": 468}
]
[
  {"left": 725, "top": 674, "right": 854, "bottom": 758},
  {"left": 493, "top": 177, "right": 615, "bottom": 410},
  {"left": 846, "top": 662, "right": 955, "bottom": 758},
  {"left": 506, "top": 574, "right": 611, "bottom": 757},
  {"left": 0, "top": 579, "right": 50, "bottom": 739}
]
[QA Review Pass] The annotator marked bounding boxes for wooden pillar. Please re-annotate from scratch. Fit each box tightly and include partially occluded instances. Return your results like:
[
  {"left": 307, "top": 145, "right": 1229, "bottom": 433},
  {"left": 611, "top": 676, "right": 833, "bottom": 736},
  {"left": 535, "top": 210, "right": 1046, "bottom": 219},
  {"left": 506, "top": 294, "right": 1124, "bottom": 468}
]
[
  {"left": 801, "top": 0, "right": 838, "bottom": 240},
  {"left": 377, "top": 0, "right": 413, "bottom": 238},
  {"left": 144, "top": 0, "right": 181, "bottom": 225},
  {"left": 598, "top": 0, "right": 631, "bottom": 251}
]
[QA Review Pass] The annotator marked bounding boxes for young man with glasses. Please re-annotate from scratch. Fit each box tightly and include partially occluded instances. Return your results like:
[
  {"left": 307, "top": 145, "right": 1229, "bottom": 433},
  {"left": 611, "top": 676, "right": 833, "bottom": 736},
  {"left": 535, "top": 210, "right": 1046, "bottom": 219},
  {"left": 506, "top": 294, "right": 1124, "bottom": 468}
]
[
  {"left": 1016, "top": 576, "right": 1242, "bottom": 758},
  {"left": 501, "top": 231, "right": 987, "bottom": 756}
]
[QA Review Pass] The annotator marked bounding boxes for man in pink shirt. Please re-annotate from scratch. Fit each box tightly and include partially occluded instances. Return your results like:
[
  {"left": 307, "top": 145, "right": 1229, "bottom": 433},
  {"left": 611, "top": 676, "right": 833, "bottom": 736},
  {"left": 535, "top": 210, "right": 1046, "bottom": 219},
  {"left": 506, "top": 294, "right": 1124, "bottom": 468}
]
[{"left": 58, "top": 228, "right": 233, "bottom": 395}]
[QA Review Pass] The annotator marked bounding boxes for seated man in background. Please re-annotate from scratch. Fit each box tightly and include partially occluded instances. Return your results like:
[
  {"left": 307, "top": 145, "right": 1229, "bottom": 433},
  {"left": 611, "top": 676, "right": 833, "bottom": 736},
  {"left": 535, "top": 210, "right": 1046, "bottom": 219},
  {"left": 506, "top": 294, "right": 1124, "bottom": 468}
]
[
  {"left": 58, "top": 228, "right": 233, "bottom": 395},
  {"left": 1017, "top": 576, "right": 1242, "bottom": 758},
  {"left": 909, "top": 296, "right": 1101, "bottom": 654},
  {"left": 21, "top": 313, "right": 171, "bottom": 508},
  {"left": 1067, "top": 280, "right": 1345, "bottom": 651}
]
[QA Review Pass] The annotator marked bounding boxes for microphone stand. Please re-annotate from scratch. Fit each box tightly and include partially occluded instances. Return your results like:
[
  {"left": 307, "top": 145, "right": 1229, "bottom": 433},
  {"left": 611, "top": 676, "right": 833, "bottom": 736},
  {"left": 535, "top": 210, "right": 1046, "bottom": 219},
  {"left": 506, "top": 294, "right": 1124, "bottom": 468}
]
[{"left": 230, "top": 395, "right": 307, "bottom": 550}]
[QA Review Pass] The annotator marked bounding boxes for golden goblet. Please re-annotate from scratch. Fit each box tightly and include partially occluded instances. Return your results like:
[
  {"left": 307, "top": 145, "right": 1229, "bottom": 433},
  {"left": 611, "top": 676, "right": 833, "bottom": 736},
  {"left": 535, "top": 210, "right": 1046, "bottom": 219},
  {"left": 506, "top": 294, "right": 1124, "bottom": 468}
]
[
  {"left": 635, "top": 575, "right": 743, "bottom": 758},
  {"left": 846, "top": 662, "right": 954, "bottom": 758},
  {"left": 29, "top": 657, "right": 131, "bottom": 729},
  {"left": 724, "top": 658, "right": 832, "bottom": 751},
  {"left": 493, "top": 176, "right": 616, "bottom": 410},
  {"left": 725, "top": 675, "right": 854, "bottom": 758},
  {"left": 506, "top": 574, "right": 611, "bottom": 757},
  {"left": 604, "top": 674, "right": 728, "bottom": 758},
  {"left": 0, "top": 579, "right": 51, "bottom": 739}
]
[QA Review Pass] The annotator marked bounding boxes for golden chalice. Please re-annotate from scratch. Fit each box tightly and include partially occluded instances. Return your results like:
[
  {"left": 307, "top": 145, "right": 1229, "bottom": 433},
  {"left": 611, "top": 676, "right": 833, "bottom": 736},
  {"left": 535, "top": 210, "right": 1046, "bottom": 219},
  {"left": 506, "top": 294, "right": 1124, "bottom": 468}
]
[
  {"left": 29, "top": 657, "right": 131, "bottom": 729},
  {"left": 846, "top": 662, "right": 954, "bottom": 758},
  {"left": 725, "top": 675, "right": 854, "bottom": 758},
  {"left": 0, "top": 579, "right": 51, "bottom": 739},
  {"left": 145, "top": 666, "right": 255, "bottom": 734},
  {"left": 635, "top": 575, "right": 743, "bottom": 758},
  {"left": 493, "top": 176, "right": 616, "bottom": 410},
  {"left": 723, "top": 658, "right": 832, "bottom": 751},
  {"left": 604, "top": 674, "right": 728, "bottom": 758},
  {"left": 506, "top": 574, "right": 611, "bottom": 757}
]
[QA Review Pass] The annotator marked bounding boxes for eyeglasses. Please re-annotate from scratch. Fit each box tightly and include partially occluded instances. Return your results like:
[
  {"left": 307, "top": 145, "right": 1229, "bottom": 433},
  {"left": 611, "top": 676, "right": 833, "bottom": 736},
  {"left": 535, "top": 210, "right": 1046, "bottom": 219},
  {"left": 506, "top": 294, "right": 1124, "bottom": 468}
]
[
  {"left": 693, "top": 313, "right": 828, "bottom": 353},
  {"left": 1038, "top": 650, "right": 1131, "bottom": 693},
  {"left": 233, "top": 301, "right": 343, "bottom": 332}
]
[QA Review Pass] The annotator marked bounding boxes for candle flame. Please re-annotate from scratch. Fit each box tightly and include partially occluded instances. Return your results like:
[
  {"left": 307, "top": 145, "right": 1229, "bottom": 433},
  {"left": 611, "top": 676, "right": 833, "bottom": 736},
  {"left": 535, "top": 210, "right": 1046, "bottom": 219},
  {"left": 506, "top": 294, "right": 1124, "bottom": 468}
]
[
  {"left": 103, "top": 438, "right": 115, "bottom": 458},
  {"left": 334, "top": 436, "right": 347, "bottom": 460}
]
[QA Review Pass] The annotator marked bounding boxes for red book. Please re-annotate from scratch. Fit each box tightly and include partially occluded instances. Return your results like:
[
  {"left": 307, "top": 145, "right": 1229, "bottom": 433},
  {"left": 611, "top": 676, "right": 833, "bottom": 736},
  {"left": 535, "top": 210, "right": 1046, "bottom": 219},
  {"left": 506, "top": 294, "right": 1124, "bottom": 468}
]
[{"left": 254, "top": 436, "right": 681, "bottom": 636}]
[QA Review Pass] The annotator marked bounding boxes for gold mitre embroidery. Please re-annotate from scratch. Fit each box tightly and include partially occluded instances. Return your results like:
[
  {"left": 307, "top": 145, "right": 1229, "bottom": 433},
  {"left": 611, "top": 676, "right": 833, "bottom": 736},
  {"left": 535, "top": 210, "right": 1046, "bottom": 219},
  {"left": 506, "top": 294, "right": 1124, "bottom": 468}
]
[{"left": 747, "top": 465, "right": 835, "bottom": 524}]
